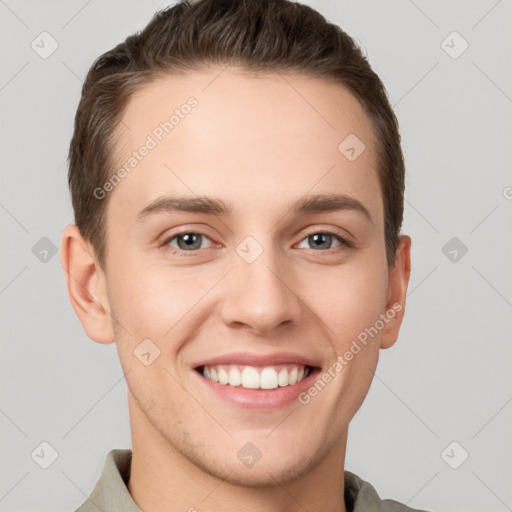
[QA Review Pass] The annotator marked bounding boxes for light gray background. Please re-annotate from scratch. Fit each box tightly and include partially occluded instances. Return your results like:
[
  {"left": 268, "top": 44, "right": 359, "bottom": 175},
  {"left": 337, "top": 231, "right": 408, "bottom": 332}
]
[{"left": 1, "top": 1, "right": 511, "bottom": 511}]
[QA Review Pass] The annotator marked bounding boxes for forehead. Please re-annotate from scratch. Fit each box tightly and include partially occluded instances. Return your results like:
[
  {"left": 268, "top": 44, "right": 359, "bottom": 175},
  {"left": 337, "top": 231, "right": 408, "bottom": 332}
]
[{"left": 107, "top": 66, "right": 382, "bottom": 228}]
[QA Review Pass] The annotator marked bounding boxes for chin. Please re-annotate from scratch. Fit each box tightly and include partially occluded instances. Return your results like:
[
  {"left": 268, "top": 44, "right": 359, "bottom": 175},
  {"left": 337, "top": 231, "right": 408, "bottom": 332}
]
[
  {"left": 177, "top": 433, "right": 324, "bottom": 489},
  {"left": 200, "top": 451, "right": 317, "bottom": 488}
]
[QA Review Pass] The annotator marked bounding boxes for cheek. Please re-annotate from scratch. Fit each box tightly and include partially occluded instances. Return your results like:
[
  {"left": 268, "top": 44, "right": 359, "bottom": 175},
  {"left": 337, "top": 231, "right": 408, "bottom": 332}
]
[
  {"left": 298, "top": 258, "right": 388, "bottom": 342},
  {"left": 108, "top": 258, "right": 211, "bottom": 349}
]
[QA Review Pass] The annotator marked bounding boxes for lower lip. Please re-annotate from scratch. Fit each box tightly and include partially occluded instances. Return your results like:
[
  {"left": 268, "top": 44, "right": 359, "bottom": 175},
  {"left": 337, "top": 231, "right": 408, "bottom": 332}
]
[{"left": 192, "top": 368, "right": 320, "bottom": 409}]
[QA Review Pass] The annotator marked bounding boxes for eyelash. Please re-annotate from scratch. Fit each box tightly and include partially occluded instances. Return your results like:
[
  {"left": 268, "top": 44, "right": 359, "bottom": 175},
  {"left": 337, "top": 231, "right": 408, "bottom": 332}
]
[{"left": 160, "top": 229, "right": 353, "bottom": 257}]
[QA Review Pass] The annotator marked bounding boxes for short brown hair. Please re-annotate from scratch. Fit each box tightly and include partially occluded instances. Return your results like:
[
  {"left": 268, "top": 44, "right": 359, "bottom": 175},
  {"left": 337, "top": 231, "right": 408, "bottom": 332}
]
[{"left": 68, "top": 0, "right": 405, "bottom": 271}]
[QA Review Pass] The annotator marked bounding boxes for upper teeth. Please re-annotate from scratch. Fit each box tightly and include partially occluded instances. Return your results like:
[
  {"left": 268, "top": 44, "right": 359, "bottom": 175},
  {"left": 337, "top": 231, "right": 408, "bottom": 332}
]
[{"left": 202, "top": 364, "right": 310, "bottom": 389}]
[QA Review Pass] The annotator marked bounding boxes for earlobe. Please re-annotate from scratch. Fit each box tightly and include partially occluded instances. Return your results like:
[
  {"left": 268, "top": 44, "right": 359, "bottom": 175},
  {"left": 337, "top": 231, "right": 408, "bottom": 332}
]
[
  {"left": 380, "top": 235, "right": 412, "bottom": 350},
  {"left": 60, "top": 224, "right": 116, "bottom": 345}
]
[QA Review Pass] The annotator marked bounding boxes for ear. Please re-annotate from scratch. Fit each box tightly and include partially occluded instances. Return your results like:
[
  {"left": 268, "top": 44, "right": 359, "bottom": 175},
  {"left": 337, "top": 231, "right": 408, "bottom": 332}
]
[
  {"left": 380, "top": 234, "right": 412, "bottom": 350},
  {"left": 60, "top": 224, "right": 115, "bottom": 344}
]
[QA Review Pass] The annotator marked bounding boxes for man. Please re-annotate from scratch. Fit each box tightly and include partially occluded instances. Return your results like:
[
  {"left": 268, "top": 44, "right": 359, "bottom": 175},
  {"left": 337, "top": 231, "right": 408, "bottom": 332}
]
[{"left": 61, "top": 0, "right": 428, "bottom": 510}]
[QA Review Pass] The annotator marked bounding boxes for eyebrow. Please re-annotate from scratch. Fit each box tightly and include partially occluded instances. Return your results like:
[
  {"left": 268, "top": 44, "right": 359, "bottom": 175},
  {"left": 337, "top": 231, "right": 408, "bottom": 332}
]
[{"left": 136, "top": 193, "right": 372, "bottom": 223}]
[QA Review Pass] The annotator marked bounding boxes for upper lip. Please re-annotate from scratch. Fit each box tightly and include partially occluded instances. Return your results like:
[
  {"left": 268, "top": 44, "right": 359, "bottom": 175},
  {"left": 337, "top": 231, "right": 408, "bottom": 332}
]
[{"left": 193, "top": 351, "right": 321, "bottom": 369}]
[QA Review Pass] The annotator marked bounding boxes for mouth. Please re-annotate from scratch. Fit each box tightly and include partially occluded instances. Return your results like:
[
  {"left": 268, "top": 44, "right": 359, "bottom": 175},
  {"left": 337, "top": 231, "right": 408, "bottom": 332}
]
[
  {"left": 192, "top": 359, "right": 322, "bottom": 409},
  {"left": 194, "top": 363, "right": 315, "bottom": 390}
]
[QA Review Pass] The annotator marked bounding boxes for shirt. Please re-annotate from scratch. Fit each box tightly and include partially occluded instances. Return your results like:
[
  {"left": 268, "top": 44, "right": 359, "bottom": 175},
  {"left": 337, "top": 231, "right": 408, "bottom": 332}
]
[{"left": 75, "top": 449, "right": 431, "bottom": 512}]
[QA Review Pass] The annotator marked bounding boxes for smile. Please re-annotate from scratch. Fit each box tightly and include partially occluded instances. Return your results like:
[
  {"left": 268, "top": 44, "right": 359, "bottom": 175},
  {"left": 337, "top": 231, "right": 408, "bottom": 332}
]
[
  {"left": 191, "top": 351, "right": 322, "bottom": 408},
  {"left": 199, "top": 364, "right": 312, "bottom": 390}
]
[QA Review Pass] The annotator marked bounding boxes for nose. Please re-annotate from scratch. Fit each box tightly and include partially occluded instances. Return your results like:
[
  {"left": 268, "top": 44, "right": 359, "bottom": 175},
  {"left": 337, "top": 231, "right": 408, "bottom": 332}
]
[{"left": 219, "top": 244, "right": 303, "bottom": 336}]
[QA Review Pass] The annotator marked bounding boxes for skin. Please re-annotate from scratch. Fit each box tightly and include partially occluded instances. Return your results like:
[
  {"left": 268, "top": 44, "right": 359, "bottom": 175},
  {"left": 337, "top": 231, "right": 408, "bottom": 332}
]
[{"left": 61, "top": 66, "right": 411, "bottom": 512}]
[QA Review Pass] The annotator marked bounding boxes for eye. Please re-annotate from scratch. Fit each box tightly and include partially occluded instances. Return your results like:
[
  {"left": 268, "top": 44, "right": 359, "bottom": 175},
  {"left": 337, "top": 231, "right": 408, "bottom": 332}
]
[
  {"left": 160, "top": 229, "right": 352, "bottom": 257},
  {"left": 296, "top": 230, "right": 352, "bottom": 252},
  {"left": 161, "top": 232, "right": 214, "bottom": 255}
]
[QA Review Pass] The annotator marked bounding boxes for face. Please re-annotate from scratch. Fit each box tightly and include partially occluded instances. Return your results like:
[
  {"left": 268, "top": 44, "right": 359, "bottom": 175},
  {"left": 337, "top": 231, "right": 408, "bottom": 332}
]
[{"left": 63, "top": 66, "right": 410, "bottom": 487}]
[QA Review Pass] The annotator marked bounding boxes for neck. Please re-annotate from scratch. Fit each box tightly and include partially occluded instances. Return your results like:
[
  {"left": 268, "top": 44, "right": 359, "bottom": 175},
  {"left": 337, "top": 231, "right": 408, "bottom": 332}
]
[{"left": 127, "top": 395, "right": 348, "bottom": 512}]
